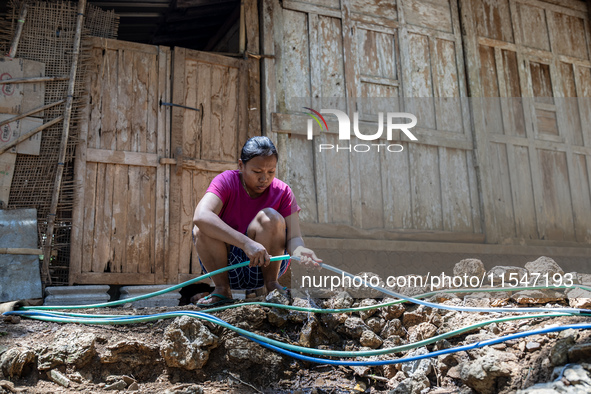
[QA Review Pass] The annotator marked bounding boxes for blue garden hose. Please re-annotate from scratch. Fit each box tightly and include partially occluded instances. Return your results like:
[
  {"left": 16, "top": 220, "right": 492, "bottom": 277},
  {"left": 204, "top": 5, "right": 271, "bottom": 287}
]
[{"left": 5, "top": 255, "right": 591, "bottom": 367}]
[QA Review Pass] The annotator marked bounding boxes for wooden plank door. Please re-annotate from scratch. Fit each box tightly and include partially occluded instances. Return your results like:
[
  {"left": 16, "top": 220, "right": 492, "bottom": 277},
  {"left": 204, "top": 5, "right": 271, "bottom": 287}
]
[
  {"left": 168, "top": 48, "right": 255, "bottom": 283},
  {"left": 70, "top": 38, "right": 171, "bottom": 285}
]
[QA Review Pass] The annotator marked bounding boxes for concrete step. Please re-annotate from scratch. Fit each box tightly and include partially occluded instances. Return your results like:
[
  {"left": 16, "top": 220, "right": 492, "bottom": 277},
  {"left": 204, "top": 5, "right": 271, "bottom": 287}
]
[
  {"left": 119, "top": 285, "right": 181, "bottom": 308},
  {"left": 44, "top": 285, "right": 110, "bottom": 306}
]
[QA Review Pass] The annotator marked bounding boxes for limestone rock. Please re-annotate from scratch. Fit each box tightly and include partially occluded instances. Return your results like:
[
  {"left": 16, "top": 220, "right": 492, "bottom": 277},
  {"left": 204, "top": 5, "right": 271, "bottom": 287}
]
[
  {"left": 288, "top": 298, "right": 315, "bottom": 324},
  {"left": 358, "top": 299, "right": 378, "bottom": 321},
  {"left": 459, "top": 349, "right": 516, "bottom": 394},
  {"left": 437, "top": 354, "right": 459, "bottom": 376},
  {"left": 453, "top": 259, "right": 486, "bottom": 286},
  {"left": 379, "top": 299, "right": 405, "bottom": 321},
  {"left": 349, "top": 272, "right": 385, "bottom": 298},
  {"left": 366, "top": 316, "right": 386, "bottom": 334},
  {"left": 381, "top": 319, "right": 406, "bottom": 339},
  {"left": 400, "top": 347, "right": 432, "bottom": 377},
  {"left": 265, "top": 289, "right": 290, "bottom": 305},
  {"left": 525, "top": 256, "right": 564, "bottom": 277},
  {"left": 159, "top": 316, "right": 218, "bottom": 370},
  {"left": 562, "top": 364, "right": 591, "bottom": 386},
  {"left": 49, "top": 369, "right": 71, "bottom": 388},
  {"left": 163, "top": 384, "right": 203, "bottom": 394},
  {"left": 359, "top": 330, "right": 383, "bottom": 349},
  {"left": 104, "top": 380, "right": 127, "bottom": 390},
  {"left": 0, "top": 348, "right": 35, "bottom": 378},
  {"left": 568, "top": 343, "right": 591, "bottom": 363},
  {"left": 224, "top": 336, "right": 282, "bottom": 367},
  {"left": 299, "top": 317, "right": 317, "bottom": 348},
  {"left": 566, "top": 287, "right": 591, "bottom": 309},
  {"left": 381, "top": 336, "right": 404, "bottom": 349},
  {"left": 511, "top": 289, "right": 565, "bottom": 304},
  {"left": 221, "top": 304, "right": 267, "bottom": 330},
  {"left": 37, "top": 330, "right": 96, "bottom": 370},
  {"left": 391, "top": 374, "right": 430, "bottom": 394},
  {"left": 320, "top": 312, "right": 347, "bottom": 331},
  {"left": 402, "top": 306, "right": 432, "bottom": 328},
  {"left": 578, "top": 273, "right": 591, "bottom": 286},
  {"left": 101, "top": 340, "right": 158, "bottom": 366},
  {"left": 408, "top": 322, "right": 438, "bottom": 343},
  {"left": 526, "top": 342, "right": 541, "bottom": 352},
  {"left": 337, "top": 316, "right": 367, "bottom": 339},
  {"left": 487, "top": 266, "right": 527, "bottom": 286},
  {"left": 327, "top": 291, "right": 354, "bottom": 310},
  {"left": 267, "top": 309, "right": 288, "bottom": 327}
]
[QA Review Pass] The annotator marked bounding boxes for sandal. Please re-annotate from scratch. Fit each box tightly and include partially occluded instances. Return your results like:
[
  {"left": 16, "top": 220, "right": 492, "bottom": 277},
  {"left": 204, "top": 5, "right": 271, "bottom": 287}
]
[{"left": 194, "top": 293, "right": 235, "bottom": 308}]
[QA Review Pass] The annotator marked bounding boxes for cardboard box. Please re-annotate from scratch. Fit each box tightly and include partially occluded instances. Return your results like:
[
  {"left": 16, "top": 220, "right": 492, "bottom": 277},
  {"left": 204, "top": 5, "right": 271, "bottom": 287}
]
[
  {"left": 0, "top": 57, "right": 45, "bottom": 116},
  {"left": 0, "top": 114, "right": 43, "bottom": 155}
]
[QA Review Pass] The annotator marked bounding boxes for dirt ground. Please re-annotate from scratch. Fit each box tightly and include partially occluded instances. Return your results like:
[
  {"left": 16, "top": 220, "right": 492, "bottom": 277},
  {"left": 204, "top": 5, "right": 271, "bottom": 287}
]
[{"left": 1, "top": 292, "right": 591, "bottom": 394}]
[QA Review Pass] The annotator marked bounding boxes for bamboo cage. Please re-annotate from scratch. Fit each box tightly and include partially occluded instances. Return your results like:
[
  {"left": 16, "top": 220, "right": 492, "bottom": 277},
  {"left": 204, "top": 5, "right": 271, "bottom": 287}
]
[{"left": 0, "top": 0, "right": 119, "bottom": 285}]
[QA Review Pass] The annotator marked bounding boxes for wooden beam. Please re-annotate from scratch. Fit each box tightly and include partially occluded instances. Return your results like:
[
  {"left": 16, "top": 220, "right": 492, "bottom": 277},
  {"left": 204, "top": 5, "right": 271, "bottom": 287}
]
[
  {"left": 300, "top": 222, "right": 485, "bottom": 244},
  {"left": 86, "top": 148, "right": 160, "bottom": 167},
  {"left": 72, "top": 273, "right": 156, "bottom": 285},
  {"left": 0, "top": 248, "right": 42, "bottom": 255},
  {"left": 7, "top": 3, "right": 27, "bottom": 58},
  {"left": 305, "top": 237, "right": 591, "bottom": 257},
  {"left": 0, "top": 99, "right": 65, "bottom": 128},
  {"left": 0, "top": 116, "right": 63, "bottom": 155},
  {"left": 0, "top": 76, "right": 68, "bottom": 85},
  {"left": 159, "top": 157, "right": 236, "bottom": 172}
]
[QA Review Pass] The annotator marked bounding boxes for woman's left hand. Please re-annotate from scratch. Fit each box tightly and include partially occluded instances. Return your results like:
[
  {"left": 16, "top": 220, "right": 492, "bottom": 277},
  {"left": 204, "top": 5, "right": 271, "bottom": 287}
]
[{"left": 291, "top": 246, "right": 322, "bottom": 267}]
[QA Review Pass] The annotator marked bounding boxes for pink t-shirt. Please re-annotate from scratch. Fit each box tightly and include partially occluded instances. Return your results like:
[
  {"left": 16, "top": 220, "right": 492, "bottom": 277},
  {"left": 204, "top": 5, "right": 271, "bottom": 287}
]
[{"left": 206, "top": 170, "right": 300, "bottom": 234}]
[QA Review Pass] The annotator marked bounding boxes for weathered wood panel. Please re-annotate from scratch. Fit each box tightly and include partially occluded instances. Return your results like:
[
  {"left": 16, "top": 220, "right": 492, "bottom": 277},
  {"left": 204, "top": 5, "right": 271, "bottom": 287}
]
[
  {"left": 404, "top": 0, "right": 453, "bottom": 33},
  {"left": 571, "top": 154, "right": 591, "bottom": 243},
  {"left": 502, "top": 49, "right": 526, "bottom": 137},
  {"left": 439, "top": 148, "right": 473, "bottom": 232},
  {"left": 559, "top": 63, "right": 584, "bottom": 146},
  {"left": 478, "top": 45, "right": 503, "bottom": 135},
  {"left": 169, "top": 48, "right": 249, "bottom": 282},
  {"left": 432, "top": 38, "right": 463, "bottom": 132},
  {"left": 265, "top": 0, "right": 480, "bottom": 242},
  {"left": 471, "top": 0, "right": 513, "bottom": 43},
  {"left": 539, "top": 149, "right": 575, "bottom": 241},
  {"left": 550, "top": 11, "right": 589, "bottom": 60},
  {"left": 71, "top": 38, "right": 168, "bottom": 284},
  {"left": 381, "top": 142, "right": 412, "bottom": 229},
  {"left": 350, "top": 0, "right": 397, "bottom": 24},
  {"left": 512, "top": 145, "right": 538, "bottom": 240},
  {"left": 517, "top": 2, "right": 551, "bottom": 51},
  {"left": 489, "top": 142, "right": 515, "bottom": 240},
  {"left": 406, "top": 33, "right": 436, "bottom": 129},
  {"left": 462, "top": 0, "right": 591, "bottom": 246},
  {"left": 409, "top": 144, "right": 443, "bottom": 230}
]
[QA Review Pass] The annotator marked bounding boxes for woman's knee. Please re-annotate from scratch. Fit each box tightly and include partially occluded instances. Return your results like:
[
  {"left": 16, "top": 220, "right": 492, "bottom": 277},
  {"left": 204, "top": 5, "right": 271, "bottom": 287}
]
[
  {"left": 251, "top": 208, "right": 286, "bottom": 233},
  {"left": 193, "top": 226, "right": 220, "bottom": 249}
]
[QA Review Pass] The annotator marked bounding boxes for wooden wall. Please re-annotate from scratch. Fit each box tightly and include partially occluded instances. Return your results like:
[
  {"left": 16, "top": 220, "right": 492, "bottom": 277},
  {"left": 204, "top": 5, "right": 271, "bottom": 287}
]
[
  {"left": 262, "top": 0, "right": 483, "bottom": 244},
  {"left": 461, "top": 0, "right": 591, "bottom": 245},
  {"left": 262, "top": 0, "right": 591, "bottom": 250}
]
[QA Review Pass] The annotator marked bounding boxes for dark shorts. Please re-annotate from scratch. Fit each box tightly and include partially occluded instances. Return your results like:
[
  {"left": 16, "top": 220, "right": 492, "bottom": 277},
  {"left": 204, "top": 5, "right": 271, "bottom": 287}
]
[{"left": 199, "top": 245, "right": 290, "bottom": 290}]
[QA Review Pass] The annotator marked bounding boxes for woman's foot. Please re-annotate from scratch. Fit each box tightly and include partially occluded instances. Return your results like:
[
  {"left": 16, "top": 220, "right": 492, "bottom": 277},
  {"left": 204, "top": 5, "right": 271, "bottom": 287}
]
[
  {"left": 194, "top": 287, "right": 232, "bottom": 306},
  {"left": 265, "top": 280, "right": 288, "bottom": 295}
]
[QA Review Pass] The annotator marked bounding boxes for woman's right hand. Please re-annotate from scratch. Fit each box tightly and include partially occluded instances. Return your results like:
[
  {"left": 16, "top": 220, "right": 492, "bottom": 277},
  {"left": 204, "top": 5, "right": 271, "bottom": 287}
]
[{"left": 243, "top": 239, "right": 271, "bottom": 268}]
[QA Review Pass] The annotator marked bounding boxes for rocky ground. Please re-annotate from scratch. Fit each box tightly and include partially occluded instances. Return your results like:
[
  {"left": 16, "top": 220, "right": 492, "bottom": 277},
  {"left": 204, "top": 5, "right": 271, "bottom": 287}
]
[{"left": 2, "top": 256, "right": 591, "bottom": 393}]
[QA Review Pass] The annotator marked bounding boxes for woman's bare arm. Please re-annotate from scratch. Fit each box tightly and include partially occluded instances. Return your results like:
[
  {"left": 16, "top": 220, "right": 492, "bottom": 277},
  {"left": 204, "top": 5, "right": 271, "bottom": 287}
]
[
  {"left": 285, "top": 212, "right": 322, "bottom": 266},
  {"left": 193, "top": 192, "right": 270, "bottom": 266}
]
